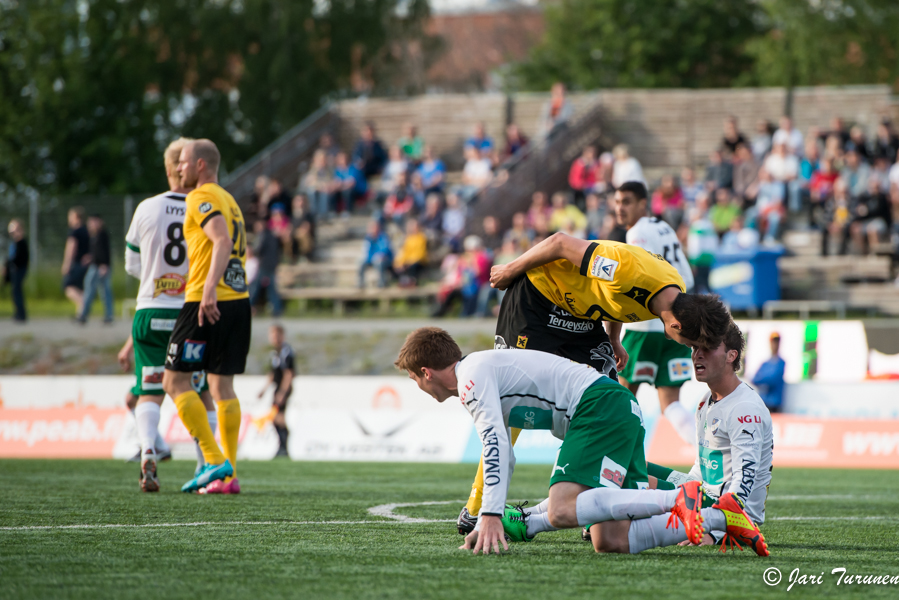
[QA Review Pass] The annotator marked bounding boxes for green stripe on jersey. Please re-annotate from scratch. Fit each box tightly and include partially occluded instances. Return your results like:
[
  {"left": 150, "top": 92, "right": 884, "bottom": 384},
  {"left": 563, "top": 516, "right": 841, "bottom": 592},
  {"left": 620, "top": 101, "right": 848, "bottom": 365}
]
[{"left": 126, "top": 242, "right": 140, "bottom": 253}]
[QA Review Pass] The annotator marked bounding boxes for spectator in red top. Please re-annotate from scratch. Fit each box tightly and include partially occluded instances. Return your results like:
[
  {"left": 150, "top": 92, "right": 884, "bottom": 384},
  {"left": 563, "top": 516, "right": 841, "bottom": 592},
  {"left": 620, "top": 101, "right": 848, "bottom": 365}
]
[
  {"left": 383, "top": 172, "right": 415, "bottom": 225},
  {"left": 568, "top": 146, "right": 598, "bottom": 205}
]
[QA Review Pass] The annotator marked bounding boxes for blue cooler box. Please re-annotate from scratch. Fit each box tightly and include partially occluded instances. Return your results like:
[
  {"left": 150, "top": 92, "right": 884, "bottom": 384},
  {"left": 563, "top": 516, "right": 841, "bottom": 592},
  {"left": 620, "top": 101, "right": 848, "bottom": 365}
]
[{"left": 709, "top": 249, "right": 783, "bottom": 310}]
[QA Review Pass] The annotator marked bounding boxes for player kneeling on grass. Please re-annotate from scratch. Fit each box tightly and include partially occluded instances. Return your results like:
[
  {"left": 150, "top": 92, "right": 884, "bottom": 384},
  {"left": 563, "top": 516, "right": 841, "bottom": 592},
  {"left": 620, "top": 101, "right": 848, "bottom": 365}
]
[
  {"left": 395, "top": 327, "right": 767, "bottom": 556},
  {"left": 585, "top": 322, "right": 772, "bottom": 554}
]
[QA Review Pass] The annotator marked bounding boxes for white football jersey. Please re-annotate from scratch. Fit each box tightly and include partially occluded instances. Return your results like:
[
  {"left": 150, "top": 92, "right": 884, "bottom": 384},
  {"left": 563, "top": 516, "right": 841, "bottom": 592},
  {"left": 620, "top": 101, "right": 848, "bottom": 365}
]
[
  {"left": 125, "top": 191, "right": 190, "bottom": 311},
  {"left": 455, "top": 349, "right": 608, "bottom": 516},
  {"left": 688, "top": 382, "right": 774, "bottom": 524},
  {"left": 625, "top": 216, "right": 694, "bottom": 332}
]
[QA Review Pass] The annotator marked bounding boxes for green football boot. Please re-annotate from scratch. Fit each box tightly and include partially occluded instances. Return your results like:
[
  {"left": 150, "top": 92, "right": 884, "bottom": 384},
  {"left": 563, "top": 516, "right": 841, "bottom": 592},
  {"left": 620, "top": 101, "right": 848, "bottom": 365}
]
[{"left": 501, "top": 503, "right": 531, "bottom": 542}]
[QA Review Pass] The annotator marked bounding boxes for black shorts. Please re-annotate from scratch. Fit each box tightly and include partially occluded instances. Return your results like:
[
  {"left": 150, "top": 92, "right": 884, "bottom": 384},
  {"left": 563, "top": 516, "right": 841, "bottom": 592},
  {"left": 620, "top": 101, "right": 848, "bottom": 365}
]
[
  {"left": 165, "top": 299, "right": 252, "bottom": 375},
  {"left": 62, "top": 264, "right": 88, "bottom": 290},
  {"left": 495, "top": 276, "right": 618, "bottom": 379}
]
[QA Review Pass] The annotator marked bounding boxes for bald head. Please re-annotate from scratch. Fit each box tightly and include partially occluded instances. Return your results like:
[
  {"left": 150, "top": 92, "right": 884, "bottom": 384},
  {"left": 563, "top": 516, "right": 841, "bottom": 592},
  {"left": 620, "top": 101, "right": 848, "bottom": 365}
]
[{"left": 178, "top": 139, "right": 221, "bottom": 188}]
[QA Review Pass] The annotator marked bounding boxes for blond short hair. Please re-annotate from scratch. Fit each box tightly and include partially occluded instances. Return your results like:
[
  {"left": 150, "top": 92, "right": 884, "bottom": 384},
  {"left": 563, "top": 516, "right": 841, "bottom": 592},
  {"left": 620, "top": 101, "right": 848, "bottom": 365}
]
[{"left": 164, "top": 137, "right": 194, "bottom": 172}]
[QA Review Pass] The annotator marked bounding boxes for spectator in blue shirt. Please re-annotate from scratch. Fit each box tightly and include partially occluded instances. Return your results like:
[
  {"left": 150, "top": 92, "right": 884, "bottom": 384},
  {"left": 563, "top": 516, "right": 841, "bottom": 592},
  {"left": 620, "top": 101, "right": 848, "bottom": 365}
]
[
  {"left": 416, "top": 146, "right": 446, "bottom": 194},
  {"left": 464, "top": 122, "right": 493, "bottom": 154},
  {"left": 358, "top": 220, "right": 394, "bottom": 288},
  {"left": 752, "top": 332, "right": 786, "bottom": 412},
  {"left": 331, "top": 152, "right": 357, "bottom": 215}
]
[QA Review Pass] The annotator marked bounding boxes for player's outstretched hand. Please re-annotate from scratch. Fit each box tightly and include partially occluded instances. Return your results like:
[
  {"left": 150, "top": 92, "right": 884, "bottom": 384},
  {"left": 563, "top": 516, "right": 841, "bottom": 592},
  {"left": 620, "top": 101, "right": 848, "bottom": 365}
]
[
  {"left": 611, "top": 339, "right": 629, "bottom": 371},
  {"left": 117, "top": 343, "right": 132, "bottom": 372},
  {"left": 489, "top": 264, "right": 517, "bottom": 290},
  {"left": 459, "top": 530, "right": 478, "bottom": 551},
  {"left": 678, "top": 533, "right": 715, "bottom": 547},
  {"left": 471, "top": 515, "right": 508, "bottom": 555}
]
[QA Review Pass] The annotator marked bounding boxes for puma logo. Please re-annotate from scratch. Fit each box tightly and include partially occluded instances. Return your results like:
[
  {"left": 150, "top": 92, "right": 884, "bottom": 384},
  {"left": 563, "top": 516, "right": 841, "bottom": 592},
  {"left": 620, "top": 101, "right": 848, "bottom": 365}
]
[
  {"left": 742, "top": 429, "right": 755, "bottom": 440},
  {"left": 553, "top": 463, "right": 569, "bottom": 475}
]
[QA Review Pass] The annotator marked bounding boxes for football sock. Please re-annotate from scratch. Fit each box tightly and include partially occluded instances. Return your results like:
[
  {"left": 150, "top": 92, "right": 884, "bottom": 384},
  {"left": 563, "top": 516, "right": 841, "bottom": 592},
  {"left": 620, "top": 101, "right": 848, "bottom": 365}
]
[
  {"left": 626, "top": 508, "right": 726, "bottom": 554},
  {"left": 193, "top": 411, "right": 217, "bottom": 469},
  {"left": 154, "top": 430, "right": 170, "bottom": 454},
  {"left": 646, "top": 462, "right": 692, "bottom": 490},
  {"left": 173, "top": 391, "right": 225, "bottom": 465},
  {"left": 663, "top": 402, "right": 696, "bottom": 446},
  {"left": 525, "top": 511, "right": 558, "bottom": 538},
  {"left": 217, "top": 399, "right": 241, "bottom": 476},
  {"left": 275, "top": 424, "right": 289, "bottom": 451},
  {"left": 575, "top": 488, "right": 678, "bottom": 525},
  {"left": 134, "top": 402, "right": 160, "bottom": 457},
  {"left": 466, "top": 427, "right": 522, "bottom": 516},
  {"left": 524, "top": 498, "right": 550, "bottom": 516}
]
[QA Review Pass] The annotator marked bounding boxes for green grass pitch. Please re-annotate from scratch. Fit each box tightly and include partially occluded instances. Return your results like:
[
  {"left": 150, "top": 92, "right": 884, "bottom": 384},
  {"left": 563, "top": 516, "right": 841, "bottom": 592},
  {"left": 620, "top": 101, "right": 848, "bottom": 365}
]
[{"left": 2, "top": 460, "right": 898, "bottom": 599}]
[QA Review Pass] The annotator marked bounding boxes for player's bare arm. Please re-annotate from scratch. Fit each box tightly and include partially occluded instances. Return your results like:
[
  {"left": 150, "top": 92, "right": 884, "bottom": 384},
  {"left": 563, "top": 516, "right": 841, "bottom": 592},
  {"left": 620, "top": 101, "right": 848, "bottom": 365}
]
[
  {"left": 490, "top": 232, "right": 591, "bottom": 290},
  {"left": 198, "top": 214, "right": 233, "bottom": 326},
  {"left": 118, "top": 335, "right": 134, "bottom": 371},
  {"left": 604, "top": 322, "right": 628, "bottom": 371}
]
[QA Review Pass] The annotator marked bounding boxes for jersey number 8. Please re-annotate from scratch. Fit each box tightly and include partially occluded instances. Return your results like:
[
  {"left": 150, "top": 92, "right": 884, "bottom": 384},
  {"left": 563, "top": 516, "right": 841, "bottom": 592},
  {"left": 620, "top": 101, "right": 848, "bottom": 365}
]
[{"left": 164, "top": 223, "right": 185, "bottom": 267}]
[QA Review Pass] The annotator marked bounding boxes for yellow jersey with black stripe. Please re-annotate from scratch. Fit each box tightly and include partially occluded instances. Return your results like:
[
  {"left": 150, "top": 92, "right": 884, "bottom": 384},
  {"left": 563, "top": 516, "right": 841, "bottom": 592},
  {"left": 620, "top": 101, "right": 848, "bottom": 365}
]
[
  {"left": 183, "top": 183, "right": 249, "bottom": 302},
  {"left": 526, "top": 240, "right": 685, "bottom": 323}
]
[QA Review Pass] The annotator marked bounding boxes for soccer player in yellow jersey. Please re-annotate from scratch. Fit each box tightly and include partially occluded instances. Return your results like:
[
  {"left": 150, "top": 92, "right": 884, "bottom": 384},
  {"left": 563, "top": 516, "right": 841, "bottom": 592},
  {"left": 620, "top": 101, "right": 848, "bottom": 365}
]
[
  {"left": 456, "top": 229, "right": 732, "bottom": 533},
  {"left": 162, "top": 139, "right": 251, "bottom": 494}
]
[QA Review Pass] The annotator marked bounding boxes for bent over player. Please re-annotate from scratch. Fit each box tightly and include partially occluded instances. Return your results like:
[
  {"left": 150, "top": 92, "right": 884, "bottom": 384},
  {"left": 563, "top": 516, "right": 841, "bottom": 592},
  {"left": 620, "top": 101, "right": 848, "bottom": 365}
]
[
  {"left": 162, "top": 139, "right": 251, "bottom": 494},
  {"left": 396, "top": 327, "right": 767, "bottom": 556},
  {"left": 459, "top": 230, "right": 732, "bottom": 532}
]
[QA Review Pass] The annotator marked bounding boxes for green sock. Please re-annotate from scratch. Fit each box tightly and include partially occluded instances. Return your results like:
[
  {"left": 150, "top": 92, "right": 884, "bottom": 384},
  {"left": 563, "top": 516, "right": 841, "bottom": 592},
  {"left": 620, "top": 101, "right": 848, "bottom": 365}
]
[{"left": 647, "top": 462, "right": 677, "bottom": 489}]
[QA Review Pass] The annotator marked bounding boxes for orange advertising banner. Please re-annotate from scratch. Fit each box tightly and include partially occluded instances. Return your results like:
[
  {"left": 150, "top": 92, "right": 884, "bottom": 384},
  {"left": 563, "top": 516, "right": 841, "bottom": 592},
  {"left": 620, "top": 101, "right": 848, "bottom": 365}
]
[
  {"left": 647, "top": 415, "right": 899, "bottom": 469},
  {"left": 0, "top": 408, "right": 129, "bottom": 458}
]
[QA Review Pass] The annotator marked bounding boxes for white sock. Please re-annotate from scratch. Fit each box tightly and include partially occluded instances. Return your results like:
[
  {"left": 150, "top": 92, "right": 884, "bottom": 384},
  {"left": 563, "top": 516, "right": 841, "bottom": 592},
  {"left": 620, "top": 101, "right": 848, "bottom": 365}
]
[
  {"left": 154, "top": 430, "right": 170, "bottom": 453},
  {"left": 134, "top": 403, "right": 161, "bottom": 458},
  {"left": 664, "top": 401, "right": 696, "bottom": 446},
  {"left": 524, "top": 499, "right": 550, "bottom": 516},
  {"left": 575, "top": 488, "right": 678, "bottom": 525},
  {"left": 525, "top": 511, "right": 558, "bottom": 538},
  {"left": 626, "top": 507, "right": 727, "bottom": 554}
]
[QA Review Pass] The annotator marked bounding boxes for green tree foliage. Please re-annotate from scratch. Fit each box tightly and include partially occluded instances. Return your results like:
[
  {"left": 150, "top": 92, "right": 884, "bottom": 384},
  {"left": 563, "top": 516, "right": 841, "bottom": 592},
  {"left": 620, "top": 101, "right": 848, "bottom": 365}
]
[
  {"left": 0, "top": 0, "right": 434, "bottom": 194},
  {"left": 516, "top": 0, "right": 764, "bottom": 90},
  {"left": 746, "top": 0, "right": 899, "bottom": 90}
]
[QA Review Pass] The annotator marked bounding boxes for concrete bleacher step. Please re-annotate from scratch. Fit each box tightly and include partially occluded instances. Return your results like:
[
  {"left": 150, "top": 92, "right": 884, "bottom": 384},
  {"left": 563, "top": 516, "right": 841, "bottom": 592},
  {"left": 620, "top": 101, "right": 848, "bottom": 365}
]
[
  {"left": 820, "top": 282, "right": 899, "bottom": 315},
  {"left": 778, "top": 254, "right": 892, "bottom": 287}
]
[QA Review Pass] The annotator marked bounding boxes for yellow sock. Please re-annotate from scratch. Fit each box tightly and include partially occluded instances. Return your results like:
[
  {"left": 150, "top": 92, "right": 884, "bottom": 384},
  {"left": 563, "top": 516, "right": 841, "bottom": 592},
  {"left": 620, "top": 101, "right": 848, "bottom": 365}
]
[
  {"left": 217, "top": 398, "right": 241, "bottom": 478},
  {"left": 465, "top": 427, "right": 522, "bottom": 516},
  {"left": 174, "top": 391, "right": 225, "bottom": 465}
]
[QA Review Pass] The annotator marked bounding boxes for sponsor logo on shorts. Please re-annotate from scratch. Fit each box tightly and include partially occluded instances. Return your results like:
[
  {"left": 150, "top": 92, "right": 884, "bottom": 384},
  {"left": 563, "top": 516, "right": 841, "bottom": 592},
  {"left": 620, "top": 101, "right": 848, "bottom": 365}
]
[
  {"left": 141, "top": 365, "right": 165, "bottom": 390},
  {"left": 199, "top": 202, "right": 213, "bottom": 214},
  {"left": 548, "top": 306, "right": 594, "bottom": 333},
  {"left": 494, "top": 335, "right": 509, "bottom": 349},
  {"left": 590, "top": 255, "right": 618, "bottom": 281},
  {"left": 596, "top": 456, "right": 627, "bottom": 489},
  {"left": 668, "top": 358, "right": 693, "bottom": 381},
  {"left": 516, "top": 335, "right": 528, "bottom": 349},
  {"left": 166, "top": 343, "right": 178, "bottom": 365},
  {"left": 153, "top": 273, "right": 186, "bottom": 298},
  {"left": 149, "top": 318, "right": 176, "bottom": 331},
  {"left": 632, "top": 361, "right": 658, "bottom": 382},
  {"left": 182, "top": 340, "right": 206, "bottom": 363}
]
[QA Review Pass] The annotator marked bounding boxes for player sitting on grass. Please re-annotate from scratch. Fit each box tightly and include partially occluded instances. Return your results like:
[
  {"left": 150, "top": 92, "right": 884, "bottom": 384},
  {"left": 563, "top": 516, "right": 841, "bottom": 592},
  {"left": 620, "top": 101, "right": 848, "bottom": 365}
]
[
  {"left": 584, "top": 321, "right": 771, "bottom": 554},
  {"left": 395, "top": 327, "right": 767, "bottom": 556}
]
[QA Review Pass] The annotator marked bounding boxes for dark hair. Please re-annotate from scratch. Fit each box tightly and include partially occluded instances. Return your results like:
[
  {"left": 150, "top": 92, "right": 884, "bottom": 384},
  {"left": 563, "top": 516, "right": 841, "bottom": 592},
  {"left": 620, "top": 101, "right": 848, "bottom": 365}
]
[
  {"left": 395, "top": 327, "right": 462, "bottom": 375},
  {"left": 616, "top": 181, "right": 648, "bottom": 201},
  {"left": 671, "top": 293, "right": 731, "bottom": 350},
  {"left": 724, "top": 321, "right": 745, "bottom": 372}
]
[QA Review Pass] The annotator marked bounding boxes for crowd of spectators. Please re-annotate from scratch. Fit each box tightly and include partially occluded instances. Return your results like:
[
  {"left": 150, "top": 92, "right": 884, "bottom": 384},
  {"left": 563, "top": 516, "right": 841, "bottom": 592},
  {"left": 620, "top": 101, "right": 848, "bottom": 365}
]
[{"left": 241, "top": 97, "right": 899, "bottom": 316}]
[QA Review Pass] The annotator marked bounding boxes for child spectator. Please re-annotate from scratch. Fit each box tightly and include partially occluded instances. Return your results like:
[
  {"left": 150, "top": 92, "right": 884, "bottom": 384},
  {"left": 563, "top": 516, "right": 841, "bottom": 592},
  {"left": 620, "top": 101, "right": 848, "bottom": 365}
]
[
  {"left": 352, "top": 122, "right": 388, "bottom": 179},
  {"left": 585, "top": 193, "right": 605, "bottom": 239},
  {"left": 709, "top": 187, "right": 741, "bottom": 236},
  {"left": 268, "top": 205, "right": 292, "bottom": 257},
  {"left": 394, "top": 219, "right": 428, "bottom": 287},
  {"left": 416, "top": 146, "right": 446, "bottom": 194},
  {"left": 465, "top": 122, "right": 494, "bottom": 153},
  {"left": 379, "top": 145, "right": 409, "bottom": 202},
  {"left": 764, "top": 142, "right": 800, "bottom": 211},
  {"left": 397, "top": 123, "right": 424, "bottom": 164},
  {"left": 549, "top": 192, "right": 587, "bottom": 234},
  {"left": 358, "top": 220, "right": 394, "bottom": 288},
  {"left": 383, "top": 172, "right": 416, "bottom": 225},
  {"left": 331, "top": 152, "right": 358, "bottom": 215},
  {"left": 301, "top": 150, "right": 333, "bottom": 217},
  {"left": 442, "top": 193, "right": 467, "bottom": 253}
]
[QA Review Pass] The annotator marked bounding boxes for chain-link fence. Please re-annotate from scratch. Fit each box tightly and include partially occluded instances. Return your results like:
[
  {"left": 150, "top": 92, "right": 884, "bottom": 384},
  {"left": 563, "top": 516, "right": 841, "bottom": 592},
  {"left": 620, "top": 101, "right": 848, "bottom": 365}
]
[{"left": 1, "top": 191, "right": 149, "bottom": 299}]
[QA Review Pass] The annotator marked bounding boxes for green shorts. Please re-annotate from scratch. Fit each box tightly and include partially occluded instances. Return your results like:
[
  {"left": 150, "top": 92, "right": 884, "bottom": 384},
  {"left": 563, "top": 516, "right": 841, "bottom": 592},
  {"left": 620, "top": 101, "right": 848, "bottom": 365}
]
[
  {"left": 131, "top": 308, "right": 207, "bottom": 396},
  {"left": 619, "top": 330, "right": 693, "bottom": 388},
  {"left": 549, "top": 378, "right": 649, "bottom": 490}
]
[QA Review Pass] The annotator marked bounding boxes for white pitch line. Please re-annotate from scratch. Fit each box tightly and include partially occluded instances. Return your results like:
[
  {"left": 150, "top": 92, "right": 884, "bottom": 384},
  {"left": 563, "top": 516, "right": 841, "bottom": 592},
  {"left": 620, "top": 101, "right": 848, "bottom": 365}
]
[
  {"left": 768, "top": 516, "right": 899, "bottom": 522},
  {"left": 367, "top": 500, "right": 464, "bottom": 523}
]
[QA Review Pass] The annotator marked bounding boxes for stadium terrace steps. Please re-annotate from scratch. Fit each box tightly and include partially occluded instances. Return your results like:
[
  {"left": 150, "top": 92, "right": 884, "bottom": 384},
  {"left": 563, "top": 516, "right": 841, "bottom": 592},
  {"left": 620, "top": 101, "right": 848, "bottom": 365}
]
[{"left": 279, "top": 284, "right": 441, "bottom": 316}]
